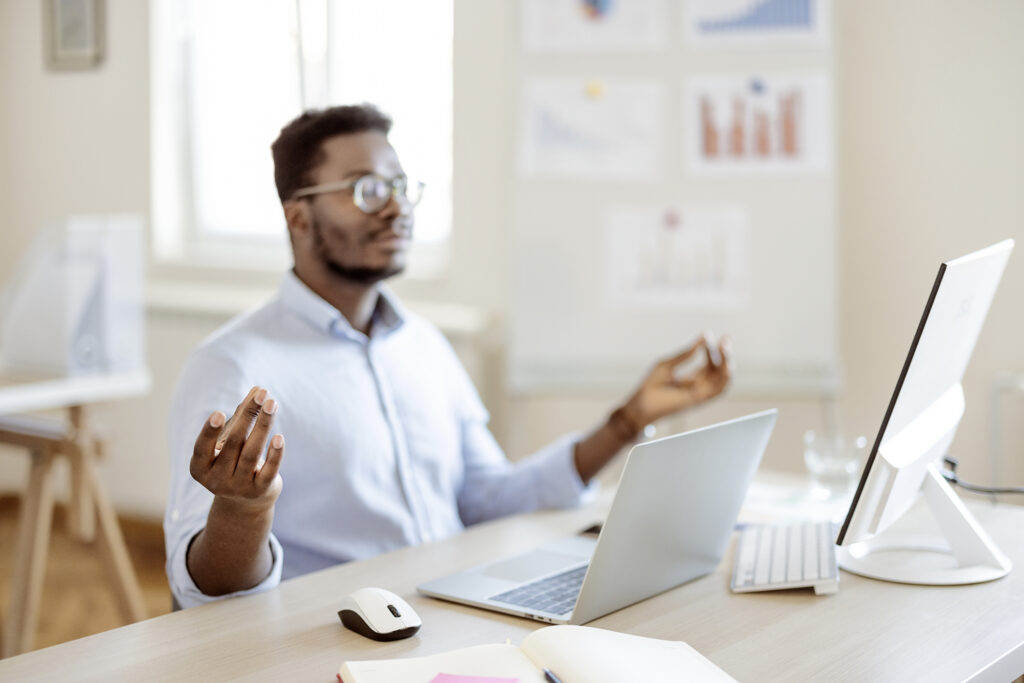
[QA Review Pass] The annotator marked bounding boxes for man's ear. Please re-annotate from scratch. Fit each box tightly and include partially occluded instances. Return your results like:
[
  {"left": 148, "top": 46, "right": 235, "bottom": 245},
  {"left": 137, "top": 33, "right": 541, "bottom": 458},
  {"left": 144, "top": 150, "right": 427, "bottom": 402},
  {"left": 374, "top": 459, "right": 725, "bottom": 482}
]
[{"left": 283, "top": 200, "right": 311, "bottom": 240}]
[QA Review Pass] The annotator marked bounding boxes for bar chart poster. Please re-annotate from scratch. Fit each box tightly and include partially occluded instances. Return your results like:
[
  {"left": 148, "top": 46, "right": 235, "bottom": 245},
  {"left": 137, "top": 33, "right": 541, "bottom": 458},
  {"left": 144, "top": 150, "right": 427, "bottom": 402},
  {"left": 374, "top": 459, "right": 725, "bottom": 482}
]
[
  {"left": 604, "top": 206, "right": 749, "bottom": 309},
  {"left": 685, "top": 0, "right": 829, "bottom": 46},
  {"left": 684, "top": 74, "right": 832, "bottom": 176}
]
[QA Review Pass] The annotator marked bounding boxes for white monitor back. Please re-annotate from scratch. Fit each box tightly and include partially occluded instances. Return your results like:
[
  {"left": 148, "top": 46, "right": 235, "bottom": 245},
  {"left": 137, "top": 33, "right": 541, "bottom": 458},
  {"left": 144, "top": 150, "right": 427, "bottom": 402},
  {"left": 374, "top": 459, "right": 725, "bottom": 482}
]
[
  {"left": 837, "top": 239, "right": 1013, "bottom": 585},
  {"left": 0, "top": 214, "right": 146, "bottom": 376},
  {"left": 840, "top": 240, "right": 1012, "bottom": 544}
]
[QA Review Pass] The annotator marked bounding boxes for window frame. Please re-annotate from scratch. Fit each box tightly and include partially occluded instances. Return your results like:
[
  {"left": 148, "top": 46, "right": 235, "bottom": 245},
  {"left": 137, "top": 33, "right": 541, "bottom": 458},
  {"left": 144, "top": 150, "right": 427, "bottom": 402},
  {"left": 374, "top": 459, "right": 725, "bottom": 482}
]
[{"left": 148, "top": 0, "right": 452, "bottom": 287}]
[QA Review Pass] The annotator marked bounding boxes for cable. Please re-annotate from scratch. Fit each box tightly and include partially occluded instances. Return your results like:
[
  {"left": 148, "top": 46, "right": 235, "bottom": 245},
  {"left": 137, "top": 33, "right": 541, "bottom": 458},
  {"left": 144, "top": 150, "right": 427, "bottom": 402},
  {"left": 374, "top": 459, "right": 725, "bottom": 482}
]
[{"left": 942, "top": 456, "right": 1024, "bottom": 495}]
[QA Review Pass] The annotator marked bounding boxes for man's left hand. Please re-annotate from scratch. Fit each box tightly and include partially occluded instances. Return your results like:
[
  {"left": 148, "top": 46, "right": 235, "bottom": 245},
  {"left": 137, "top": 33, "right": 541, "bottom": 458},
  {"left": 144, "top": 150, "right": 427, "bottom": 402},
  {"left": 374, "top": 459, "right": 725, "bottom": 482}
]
[{"left": 622, "top": 333, "right": 732, "bottom": 429}]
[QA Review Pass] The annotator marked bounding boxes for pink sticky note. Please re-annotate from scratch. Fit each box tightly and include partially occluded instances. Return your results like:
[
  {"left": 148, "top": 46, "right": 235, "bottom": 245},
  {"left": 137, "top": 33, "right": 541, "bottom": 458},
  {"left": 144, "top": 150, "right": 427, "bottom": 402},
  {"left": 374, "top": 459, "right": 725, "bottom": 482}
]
[{"left": 429, "top": 675, "right": 518, "bottom": 683}]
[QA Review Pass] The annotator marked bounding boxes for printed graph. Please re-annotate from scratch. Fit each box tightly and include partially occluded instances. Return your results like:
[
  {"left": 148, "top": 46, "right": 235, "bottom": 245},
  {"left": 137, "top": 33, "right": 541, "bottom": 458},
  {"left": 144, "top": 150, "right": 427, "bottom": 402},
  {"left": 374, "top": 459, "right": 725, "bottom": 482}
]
[
  {"left": 535, "top": 107, "right": 607, "bottom": 152},
  {"left": 685, "top": 74, "right": 831, "bottom": 176},
  {"left": 520, "top": 80, "right": 663, "bottom": 180},
  {"left": 686, "top": 0, "right": 828, "bottom": 45},
  {"left": 579, "top": 0, "right": 614, "bottom": 21},
  {"left": 523, "top": 0, "right": 666, "bottom": 52},
  {"left": 605, "top": 207, "right": 749, "bottom": 309},
  {"left": 697, "top": 0, "right": 813, "bottom": 32},
  {"left": 699, "top": 79, "right": 801, "bottom": 160}
]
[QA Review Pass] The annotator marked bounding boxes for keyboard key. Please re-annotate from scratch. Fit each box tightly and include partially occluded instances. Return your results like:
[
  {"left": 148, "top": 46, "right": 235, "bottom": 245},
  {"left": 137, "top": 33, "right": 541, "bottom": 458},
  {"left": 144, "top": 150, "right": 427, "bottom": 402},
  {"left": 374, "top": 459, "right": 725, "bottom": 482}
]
[
  {"left": 769, "top": 526, "right": 788, "bottom": 584},
  {"left": 736, "top": 526, "right": 757, "bottom": 586},
  {"left": 732, "top": 521, "right": 839, "bottom": 595},
  {"left": 754, "top": 526, "right": 772, "bottom": 585},
  {"left": 489, "top": 564, "right": 587, "bottom": 616},
  {"left": 821, "top": 522, "right": 838, "bottom": 577},
  {"left": 803, "top": 523, "right": 820, "bottom": 580},
  {"left": 786, "top": 525, "right": 802, "bottom": 582}
]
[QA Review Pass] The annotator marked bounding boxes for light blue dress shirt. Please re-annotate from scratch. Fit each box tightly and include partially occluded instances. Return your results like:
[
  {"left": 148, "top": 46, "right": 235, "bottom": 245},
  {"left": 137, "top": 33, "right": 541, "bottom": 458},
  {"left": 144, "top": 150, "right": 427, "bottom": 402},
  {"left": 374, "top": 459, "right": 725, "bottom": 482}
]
[{"left": 164, "top": 272, "right": 590, "bottom": 608}]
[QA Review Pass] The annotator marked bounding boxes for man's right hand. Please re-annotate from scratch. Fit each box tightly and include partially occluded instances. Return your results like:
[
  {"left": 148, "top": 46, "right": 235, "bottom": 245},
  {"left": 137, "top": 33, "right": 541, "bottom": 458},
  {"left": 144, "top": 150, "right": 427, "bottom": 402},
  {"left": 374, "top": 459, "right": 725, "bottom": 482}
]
[
  {"left": 190, "top": 386, "right": 285, "bottom": 512},
  {"left": 184, "top": 386, "right": 285, "bottom": 596}
]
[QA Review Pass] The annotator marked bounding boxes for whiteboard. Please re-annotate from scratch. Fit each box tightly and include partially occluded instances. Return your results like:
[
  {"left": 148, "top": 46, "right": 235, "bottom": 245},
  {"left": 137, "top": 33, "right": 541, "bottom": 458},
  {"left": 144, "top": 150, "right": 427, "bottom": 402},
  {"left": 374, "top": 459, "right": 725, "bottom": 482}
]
[{"left": 511, "top": 0, "right": 838, "bottom": 397}]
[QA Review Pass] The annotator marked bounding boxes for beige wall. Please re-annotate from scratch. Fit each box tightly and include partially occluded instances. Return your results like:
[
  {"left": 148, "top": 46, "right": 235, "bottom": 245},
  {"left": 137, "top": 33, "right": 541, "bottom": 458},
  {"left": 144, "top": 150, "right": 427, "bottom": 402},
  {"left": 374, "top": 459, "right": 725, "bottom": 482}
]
[
  {"left": 1, "top": 0, "right": 1022, "bottom": 518},
  {"left": 837, "top": 0, "right": 1024, "bottom": 489}
]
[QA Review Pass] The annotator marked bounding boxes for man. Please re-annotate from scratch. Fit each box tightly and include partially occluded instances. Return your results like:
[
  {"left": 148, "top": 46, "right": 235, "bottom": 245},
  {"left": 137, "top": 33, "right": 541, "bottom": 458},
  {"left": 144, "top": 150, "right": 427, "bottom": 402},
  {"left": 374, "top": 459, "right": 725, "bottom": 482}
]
[{"left": 164, "top": 104, "right": 731, "bottom": 608}]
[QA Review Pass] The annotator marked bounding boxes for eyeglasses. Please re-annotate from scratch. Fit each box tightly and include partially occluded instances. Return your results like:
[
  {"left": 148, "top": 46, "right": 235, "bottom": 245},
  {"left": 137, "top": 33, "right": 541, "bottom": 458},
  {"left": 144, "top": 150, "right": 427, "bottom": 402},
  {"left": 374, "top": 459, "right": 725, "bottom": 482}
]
[{"left": 290, "top": 174, "right": 425, "bottom": 214}]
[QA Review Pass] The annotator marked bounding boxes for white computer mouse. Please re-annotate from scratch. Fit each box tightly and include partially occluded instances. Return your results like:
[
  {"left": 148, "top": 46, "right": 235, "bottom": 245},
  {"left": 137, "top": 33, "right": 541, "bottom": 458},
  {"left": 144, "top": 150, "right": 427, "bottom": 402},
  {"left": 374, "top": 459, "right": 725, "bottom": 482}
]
[{"left": 337, "top": 587, "right": 422, "bottom": 642}]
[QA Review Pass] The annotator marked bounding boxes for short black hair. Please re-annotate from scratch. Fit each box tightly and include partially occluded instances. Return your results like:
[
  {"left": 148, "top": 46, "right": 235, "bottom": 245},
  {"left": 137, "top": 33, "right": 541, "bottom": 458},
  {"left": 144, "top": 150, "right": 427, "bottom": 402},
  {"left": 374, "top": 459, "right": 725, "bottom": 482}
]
[{"left": 270, "top": 103, "right": 393, "bottom": 203}]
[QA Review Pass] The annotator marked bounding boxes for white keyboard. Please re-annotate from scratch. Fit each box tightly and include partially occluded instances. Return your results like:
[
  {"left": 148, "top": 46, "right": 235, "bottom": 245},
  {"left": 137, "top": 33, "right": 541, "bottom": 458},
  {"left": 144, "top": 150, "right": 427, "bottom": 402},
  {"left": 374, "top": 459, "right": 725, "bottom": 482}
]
[{"left": 731, "top": 521, "right": 839, "bottom": 595}]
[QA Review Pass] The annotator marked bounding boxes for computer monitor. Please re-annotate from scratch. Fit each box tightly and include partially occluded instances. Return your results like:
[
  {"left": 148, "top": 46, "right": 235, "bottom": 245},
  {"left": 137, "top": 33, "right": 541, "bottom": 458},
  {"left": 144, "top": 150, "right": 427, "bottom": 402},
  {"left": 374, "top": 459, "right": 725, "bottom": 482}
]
[{"left": 836, "top": 239, "right": 1014, "bottom": 585}]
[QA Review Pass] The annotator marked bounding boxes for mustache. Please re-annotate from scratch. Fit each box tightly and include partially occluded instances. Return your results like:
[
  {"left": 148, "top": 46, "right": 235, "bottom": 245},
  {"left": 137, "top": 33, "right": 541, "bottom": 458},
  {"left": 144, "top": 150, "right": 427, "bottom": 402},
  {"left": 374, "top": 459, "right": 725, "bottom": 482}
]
[{"left": 366, "top": 221, "right": 413, "bottom": 241}]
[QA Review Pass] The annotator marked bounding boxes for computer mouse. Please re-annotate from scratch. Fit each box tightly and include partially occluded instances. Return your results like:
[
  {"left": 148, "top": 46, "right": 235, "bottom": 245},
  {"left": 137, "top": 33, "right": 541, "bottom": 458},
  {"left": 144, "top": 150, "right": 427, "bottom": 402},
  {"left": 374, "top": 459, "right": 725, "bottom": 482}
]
[{"left": 337, "top": 587, "right": 422, "bottom": 642}]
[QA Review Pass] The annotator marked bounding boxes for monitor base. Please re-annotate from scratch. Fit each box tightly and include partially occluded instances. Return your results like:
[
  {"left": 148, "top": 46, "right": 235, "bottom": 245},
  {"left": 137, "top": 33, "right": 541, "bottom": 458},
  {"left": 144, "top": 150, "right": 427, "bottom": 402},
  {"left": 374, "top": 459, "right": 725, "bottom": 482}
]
[
  {"left": 838, "top": 464, "right": 1011, "bottom": 585},
  {"left": 838, "top": 535, "right": 1009, "bottom": 585}
]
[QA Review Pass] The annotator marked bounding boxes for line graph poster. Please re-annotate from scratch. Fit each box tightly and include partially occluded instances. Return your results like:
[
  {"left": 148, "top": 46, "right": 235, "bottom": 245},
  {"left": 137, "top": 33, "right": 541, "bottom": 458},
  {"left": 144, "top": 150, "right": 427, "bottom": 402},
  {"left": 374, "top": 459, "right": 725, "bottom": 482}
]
[
  {"left": 685, "top": 0, "right": 830, "bottom": 46},
  {"left": 604, "top": 206, "right": 750, "bottom": 308},
  {"left": 520, "top": 79, "right": 663, "bottom": 180},
  {"left": 684, "top": 74, "right": 832, "bottom": 176},
  {"left": 523, "top": 0, "right": 667, "bottom": 52}
]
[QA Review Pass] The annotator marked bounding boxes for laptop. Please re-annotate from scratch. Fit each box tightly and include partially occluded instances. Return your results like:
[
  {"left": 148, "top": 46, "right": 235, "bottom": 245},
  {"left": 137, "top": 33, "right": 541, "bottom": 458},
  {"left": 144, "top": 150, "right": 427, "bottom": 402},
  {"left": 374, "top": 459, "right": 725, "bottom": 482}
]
[{"left": 418, "top": 409, "right": 777, "bottom": 624}]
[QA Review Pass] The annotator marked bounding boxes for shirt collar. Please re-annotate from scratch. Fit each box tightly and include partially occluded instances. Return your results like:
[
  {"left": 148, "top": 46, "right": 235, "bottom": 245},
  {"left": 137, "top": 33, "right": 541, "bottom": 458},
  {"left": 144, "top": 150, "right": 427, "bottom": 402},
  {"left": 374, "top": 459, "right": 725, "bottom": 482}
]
[{"left": 278, "top": 270, "right": 406, "bottom": 341}]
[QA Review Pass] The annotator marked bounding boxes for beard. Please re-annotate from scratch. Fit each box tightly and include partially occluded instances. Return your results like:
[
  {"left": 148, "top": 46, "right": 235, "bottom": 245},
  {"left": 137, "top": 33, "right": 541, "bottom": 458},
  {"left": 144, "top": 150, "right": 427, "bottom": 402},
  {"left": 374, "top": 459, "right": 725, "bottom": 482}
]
[{"left": 310, "top": 216, "right": 406, "bottom": 285}]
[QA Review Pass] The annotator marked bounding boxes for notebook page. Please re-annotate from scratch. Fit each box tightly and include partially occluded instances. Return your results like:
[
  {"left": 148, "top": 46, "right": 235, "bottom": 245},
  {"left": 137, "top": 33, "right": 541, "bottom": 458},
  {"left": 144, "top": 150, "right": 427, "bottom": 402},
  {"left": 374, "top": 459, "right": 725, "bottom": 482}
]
[
  {"left": 520, "top": 626, "right": 737, "bottom": 683},
  {"left": 341, "top": 643, "right": 543, "bottom": 683}
]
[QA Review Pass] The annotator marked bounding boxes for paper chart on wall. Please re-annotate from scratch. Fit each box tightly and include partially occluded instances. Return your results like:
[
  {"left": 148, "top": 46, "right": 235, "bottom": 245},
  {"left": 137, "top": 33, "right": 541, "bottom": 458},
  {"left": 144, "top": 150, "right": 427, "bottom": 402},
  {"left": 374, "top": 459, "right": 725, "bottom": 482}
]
[
  {"left": 684, "top": 74, "right": 831, "bottom": 176},
  {"left": 604, "top": 206, "right": 750, "bottom": 309},
  {"left": 522, "top": 0, "right": 667, "bottom": 52},
  {"left": 520, "top": 79, "right": 663, "bottom": 181},
  {"left": 684, "top": 0, "right": 830, "bottom": 46}
]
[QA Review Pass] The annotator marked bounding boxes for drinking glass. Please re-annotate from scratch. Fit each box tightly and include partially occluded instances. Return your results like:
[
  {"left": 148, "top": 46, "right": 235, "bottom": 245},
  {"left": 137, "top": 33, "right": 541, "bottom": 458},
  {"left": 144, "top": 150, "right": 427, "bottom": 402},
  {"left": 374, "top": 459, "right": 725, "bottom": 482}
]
[{"left": 803, "top": 430, "right": 868, "bottom": 501}]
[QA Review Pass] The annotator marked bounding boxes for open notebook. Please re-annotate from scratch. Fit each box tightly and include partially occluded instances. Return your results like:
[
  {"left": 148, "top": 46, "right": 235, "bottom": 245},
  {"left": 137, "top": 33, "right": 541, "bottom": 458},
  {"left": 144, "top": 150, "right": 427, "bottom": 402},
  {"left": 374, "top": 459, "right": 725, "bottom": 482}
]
[{"left": 339, "top": 625, "right": 736, "bottom": 683}]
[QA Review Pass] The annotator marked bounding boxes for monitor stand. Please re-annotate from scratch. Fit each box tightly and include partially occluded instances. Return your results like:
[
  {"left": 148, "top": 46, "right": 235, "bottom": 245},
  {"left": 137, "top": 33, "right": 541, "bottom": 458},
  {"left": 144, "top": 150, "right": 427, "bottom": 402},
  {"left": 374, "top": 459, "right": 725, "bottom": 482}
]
[{"left": 837, "top": 463, "right": 1012, "bottom": 585}]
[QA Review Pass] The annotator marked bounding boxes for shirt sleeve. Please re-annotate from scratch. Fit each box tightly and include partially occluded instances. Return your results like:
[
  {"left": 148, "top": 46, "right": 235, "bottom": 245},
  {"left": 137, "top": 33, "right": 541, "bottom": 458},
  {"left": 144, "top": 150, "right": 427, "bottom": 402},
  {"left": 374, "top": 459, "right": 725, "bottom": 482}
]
[
  {"left": 163, "top": 345, "right": 286, "bottom": 608},
  {"left": 447, "top": 346, "right": 597, "bottom": 526},
  {"left": 457, "top": 424, "right": 597, "bottom": 526}
]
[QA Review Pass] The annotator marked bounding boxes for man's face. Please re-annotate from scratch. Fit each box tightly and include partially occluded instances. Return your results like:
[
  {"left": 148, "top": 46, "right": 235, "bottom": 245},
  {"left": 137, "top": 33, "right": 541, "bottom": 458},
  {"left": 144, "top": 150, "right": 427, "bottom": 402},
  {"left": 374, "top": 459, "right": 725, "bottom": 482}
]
[{"left": 300, "top": 131, "right": 413, "bottom": 284}]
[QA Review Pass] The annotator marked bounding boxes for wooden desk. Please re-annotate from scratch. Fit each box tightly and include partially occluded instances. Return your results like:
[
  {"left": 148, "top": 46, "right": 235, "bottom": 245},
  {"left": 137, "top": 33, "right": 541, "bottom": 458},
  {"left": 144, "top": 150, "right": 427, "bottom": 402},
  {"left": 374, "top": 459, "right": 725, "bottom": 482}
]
[
  {"left": 0, "top": 485, "right": 1022, "bottom": 681},
  {"left": 0, "top": 370, "right": 151, "bottom": 657}
]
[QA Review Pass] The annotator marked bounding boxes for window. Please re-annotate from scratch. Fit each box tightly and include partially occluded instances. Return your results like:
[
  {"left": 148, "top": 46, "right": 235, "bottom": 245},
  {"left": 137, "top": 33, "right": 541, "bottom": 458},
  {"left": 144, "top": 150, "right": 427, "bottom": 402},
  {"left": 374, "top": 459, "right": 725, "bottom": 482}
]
[{"left": 150, "top": 0, "right": 453, "bottom": 275}]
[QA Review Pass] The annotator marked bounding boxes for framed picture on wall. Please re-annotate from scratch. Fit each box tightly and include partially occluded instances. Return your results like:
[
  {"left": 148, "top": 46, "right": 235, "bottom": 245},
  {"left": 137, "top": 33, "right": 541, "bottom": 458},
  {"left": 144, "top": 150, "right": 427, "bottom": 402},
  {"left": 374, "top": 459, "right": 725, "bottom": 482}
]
[{"left": 44, "top": 0, "right": 105, "bottom": 70}]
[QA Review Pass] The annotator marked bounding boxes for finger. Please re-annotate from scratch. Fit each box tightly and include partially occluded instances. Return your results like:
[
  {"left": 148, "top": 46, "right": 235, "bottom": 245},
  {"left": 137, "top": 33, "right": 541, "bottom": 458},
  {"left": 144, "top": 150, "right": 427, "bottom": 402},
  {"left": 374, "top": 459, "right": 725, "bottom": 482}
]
[
  {"left": 215, "top": 386, "right": 261, "bottom": 451},
  {"left": 719, "top": 336, "right": 734, "bottom": 374},
  {"left": 704, "top": 331, "right": 722, "bottom": 368},
  {"left": 675, "top": 377, "right": 697, "bottom": 393},
  {"left": 215, "top": 387, "right": 267, "bottom": 468},
  {"left": 236, "top": 398, "right": 277, "bottom": 476},
  {"left": 255, "top": 434, "right": 285, "bottom": 487},
  {"left": 664, "top": 335, "right": 707, "bottom": 367},
  {"left": 191, "top": 411, "right": 226, "bottom": 473},
  {"left": 704, "top": 346, "right": 732, "bottom": 397}
]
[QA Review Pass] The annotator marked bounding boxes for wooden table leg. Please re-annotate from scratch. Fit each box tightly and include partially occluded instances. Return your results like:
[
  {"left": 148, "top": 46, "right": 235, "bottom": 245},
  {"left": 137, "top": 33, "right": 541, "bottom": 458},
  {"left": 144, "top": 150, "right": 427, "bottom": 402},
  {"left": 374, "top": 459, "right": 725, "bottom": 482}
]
[
  {"left": 0, "top": 405, "right": 147, "bottom": 655},
  {"left": 86, "top": 453, "right": 147, "bottom": 623},
  {"left": 66, "top": 406, "right": 96, "bottom": 543},
  {"left": 2, "top": 449, "right": 56, "bottom": 658}
]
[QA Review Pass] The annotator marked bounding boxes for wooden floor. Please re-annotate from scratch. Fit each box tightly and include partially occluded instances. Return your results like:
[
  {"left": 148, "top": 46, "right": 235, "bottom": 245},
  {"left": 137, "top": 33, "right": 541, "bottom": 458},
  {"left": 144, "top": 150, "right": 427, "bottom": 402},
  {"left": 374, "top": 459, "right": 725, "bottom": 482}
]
[{"left": 0, "top": 495, "right": 171, "bottom": 655}]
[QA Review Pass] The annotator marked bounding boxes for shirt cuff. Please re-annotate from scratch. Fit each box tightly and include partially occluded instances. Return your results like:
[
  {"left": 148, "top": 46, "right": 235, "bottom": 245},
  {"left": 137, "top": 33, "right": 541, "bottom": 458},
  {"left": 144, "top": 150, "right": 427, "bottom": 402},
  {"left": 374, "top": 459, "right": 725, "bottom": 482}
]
[{"left": 168, "top": 527, "right": 284, "bottom": 609}]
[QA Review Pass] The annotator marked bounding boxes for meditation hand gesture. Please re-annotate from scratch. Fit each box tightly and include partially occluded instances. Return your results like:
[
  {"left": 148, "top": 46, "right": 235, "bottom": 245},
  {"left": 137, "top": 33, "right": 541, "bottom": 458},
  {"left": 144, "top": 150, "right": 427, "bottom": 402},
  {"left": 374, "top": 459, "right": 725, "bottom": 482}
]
[
  {"left": 190, "top": 386, "right": 285, "bottom": 512},
  {"left": 616, "top": 334, "right": 732, "bottom": 434}
]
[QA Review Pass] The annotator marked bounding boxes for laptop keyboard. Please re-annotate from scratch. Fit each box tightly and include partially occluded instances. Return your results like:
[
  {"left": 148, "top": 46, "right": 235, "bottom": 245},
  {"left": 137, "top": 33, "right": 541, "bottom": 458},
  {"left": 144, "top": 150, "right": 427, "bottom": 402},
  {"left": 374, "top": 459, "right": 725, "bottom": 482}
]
[{"left": 489, "top": 564, "right": 588, "bottom": 616}]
